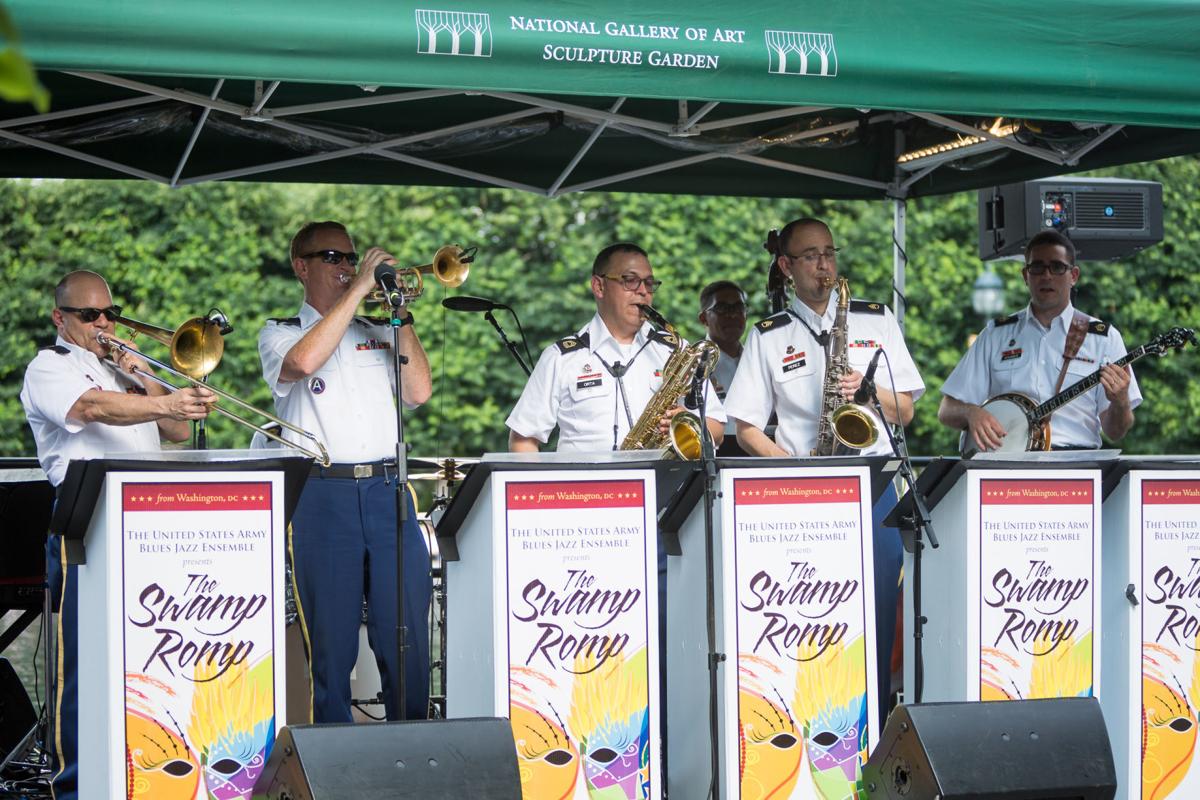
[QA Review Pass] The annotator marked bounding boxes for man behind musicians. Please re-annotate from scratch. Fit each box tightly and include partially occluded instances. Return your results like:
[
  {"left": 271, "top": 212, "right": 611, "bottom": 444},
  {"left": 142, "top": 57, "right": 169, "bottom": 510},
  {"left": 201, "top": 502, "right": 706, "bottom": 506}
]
[
  {"left": 939, "top": 229, "right": 1140, "bottom": 451},
  {"left": 257, "top": 221, "right": 433, "bottom": 722},
  {"left": 507, "top": 241, "right": 726, "bottom": 452},
  {"left": 723, "top": 218, "right": 924, "bottom": 722},
  {"left": 21, "top": 270, "right": 213, "bottom": 799},
  {"left": 698, "top": 279, "right": 747, "bottom": 455}
]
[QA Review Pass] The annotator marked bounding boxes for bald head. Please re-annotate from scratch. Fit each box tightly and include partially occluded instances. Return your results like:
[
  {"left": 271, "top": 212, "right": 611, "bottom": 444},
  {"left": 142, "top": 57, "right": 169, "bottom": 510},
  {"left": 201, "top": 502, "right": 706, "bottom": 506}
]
[
  {"left": 55, "top": 270, "right": 111, "bottom": 309},
  {"left": 778, "top": 218, "right": 831, "bottom": 253}
]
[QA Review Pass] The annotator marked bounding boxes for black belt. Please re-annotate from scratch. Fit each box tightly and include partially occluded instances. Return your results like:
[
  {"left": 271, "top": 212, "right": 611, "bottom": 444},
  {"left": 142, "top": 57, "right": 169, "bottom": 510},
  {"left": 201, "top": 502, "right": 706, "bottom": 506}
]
[{"left": 310, "top": 460, "right": 393, "bottom": 479}]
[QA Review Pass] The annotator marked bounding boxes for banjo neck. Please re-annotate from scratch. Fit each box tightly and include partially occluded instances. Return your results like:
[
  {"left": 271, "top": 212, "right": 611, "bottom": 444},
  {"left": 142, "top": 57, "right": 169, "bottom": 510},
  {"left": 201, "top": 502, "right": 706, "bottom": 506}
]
[{"left": 1027, "top": 345, "right": 1148, "bottom": 422}]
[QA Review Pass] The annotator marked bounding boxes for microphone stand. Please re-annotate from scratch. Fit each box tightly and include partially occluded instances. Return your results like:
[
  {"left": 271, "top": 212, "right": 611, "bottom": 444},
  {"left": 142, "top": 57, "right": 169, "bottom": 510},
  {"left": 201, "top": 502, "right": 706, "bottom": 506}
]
[
  {"left": 483, "top": 309, "right": 532, "bottom": 376},
  {"left": 689, "top": 370, "right": 724, "bottom": 799},
  {"left": 860, "top": 371, "right": 938, "bottom": 706},
  {"left": 389, "top": 299, "right": 411, "bottom": 720}
]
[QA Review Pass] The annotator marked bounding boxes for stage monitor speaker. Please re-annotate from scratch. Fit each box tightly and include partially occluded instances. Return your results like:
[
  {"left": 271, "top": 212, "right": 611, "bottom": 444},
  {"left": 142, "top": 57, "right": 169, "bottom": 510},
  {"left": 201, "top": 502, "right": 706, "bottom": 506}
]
[
  {"left": 862, "top": 697, "right": 1116, "bottom": 800},
  {"left": 253, "top": 717, "right": 521, "bottom": 799}
]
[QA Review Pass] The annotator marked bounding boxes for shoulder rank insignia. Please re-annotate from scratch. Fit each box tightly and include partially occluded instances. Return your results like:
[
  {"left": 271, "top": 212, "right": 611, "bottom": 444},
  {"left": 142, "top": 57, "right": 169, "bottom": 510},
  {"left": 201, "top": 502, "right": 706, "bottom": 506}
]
[
  {"left": 993, "top": 314, "right": 1019, "bottom": 327},
  {"left": 43, "top": 344, "right": 70, "bottom": 355},
  {"left": 849, "top": 299, "right": 886, "bottom": 315},
  {"left": 268, "top": 317, "right": 301, "bottom": 326},
  {"left": 754, "top": 312, "right": 793, "bottom": 333},
  {"left": 648, "top": 328, "right": 679, "bottom": 348},
  {"left": 555, "top": 331, "right": 590, "bottom": 354},
  {"left": 1087, "top": 320, "right": 1109, "bottom": 335}
]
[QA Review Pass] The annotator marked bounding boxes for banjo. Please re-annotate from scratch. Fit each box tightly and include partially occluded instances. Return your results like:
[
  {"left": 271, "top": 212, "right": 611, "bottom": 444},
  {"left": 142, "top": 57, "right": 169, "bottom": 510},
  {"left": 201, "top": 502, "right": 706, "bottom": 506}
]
[{"left": 959, "top": 326, "right": 1196, "bottom": 459}]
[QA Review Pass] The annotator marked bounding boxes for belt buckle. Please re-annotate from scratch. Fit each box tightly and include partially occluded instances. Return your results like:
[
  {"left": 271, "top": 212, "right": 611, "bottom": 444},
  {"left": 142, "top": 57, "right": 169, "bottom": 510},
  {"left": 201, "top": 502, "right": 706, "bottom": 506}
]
[{"left": 353, "top": 464, "right": 373, "bottom": 479}]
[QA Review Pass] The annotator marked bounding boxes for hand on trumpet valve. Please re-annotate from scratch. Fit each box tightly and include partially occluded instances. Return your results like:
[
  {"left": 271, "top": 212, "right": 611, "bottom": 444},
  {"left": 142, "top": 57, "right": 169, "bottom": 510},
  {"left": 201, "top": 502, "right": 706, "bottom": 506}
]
[{"left": 163, "top": 385, "right": 217, "bottom": 421}]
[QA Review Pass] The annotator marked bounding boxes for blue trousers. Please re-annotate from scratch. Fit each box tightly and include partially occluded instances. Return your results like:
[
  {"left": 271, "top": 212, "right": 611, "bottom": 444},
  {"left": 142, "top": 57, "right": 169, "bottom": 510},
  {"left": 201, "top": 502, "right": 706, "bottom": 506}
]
[
  {"left": 290, "top": 476, "right": 432, "bottom": 722},
  {"left": 872, "top": 482, "right": 903, "bottom": 730},
  {"left": 46, "top": 534, "right": 77, "bottom": 800}
]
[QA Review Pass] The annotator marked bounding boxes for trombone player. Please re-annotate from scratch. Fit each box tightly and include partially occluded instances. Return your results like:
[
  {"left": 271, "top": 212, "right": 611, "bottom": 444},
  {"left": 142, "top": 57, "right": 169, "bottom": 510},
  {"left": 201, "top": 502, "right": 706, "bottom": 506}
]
[
  {"left": 257, "top": 221, "right": 433, "bottom": 723},
  {"left": 20, "top": 269, "right": 214, "bottom": 800}
]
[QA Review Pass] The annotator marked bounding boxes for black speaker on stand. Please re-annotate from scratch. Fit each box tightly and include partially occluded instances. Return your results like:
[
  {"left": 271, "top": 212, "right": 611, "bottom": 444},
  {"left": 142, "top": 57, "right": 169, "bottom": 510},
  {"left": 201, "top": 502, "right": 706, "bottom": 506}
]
[
  {"left": 863, "top": 698, "right": 1116, "bottom": 800},
  {"left": 253, "top": 717, "right": 521, "bottom": 799}
]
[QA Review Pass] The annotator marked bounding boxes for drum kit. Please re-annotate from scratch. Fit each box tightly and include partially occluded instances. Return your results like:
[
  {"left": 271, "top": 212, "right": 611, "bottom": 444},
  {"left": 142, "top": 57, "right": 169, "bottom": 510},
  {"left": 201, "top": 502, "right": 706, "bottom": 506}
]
[{"left": 283, "top": 455, "right": 475, "bottom": 723}]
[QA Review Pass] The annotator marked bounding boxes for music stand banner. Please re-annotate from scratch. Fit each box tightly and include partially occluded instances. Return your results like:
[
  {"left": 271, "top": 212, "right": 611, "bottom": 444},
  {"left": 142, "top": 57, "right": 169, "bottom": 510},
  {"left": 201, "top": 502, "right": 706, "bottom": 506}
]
[
  {"left": 968, "top": 471, "right": 1101, "bottom": 703},
  {"left": 1129, "top": 473, "right": 1200, "bottom": 798},
  {"left": 722, "top": 465, "right": 877, "bottom": 800},
  {"left": 495, "top": 470, "right": 659, "bottom": 800},
  {"left": 105, "top": 473, "right": 286, "bottom": 800}
]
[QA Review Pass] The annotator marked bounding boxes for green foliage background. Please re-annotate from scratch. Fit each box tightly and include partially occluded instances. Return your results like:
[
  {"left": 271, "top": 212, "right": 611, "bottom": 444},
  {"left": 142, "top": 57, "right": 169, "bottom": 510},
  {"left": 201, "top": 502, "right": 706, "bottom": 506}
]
[{"left": 2, "top": 158, "right": 1198, "bottom": 460}]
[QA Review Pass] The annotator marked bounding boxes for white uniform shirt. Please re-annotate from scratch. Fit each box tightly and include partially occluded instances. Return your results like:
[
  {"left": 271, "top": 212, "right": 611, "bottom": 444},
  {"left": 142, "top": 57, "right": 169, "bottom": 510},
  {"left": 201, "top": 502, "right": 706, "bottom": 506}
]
[
  {"left": 724, "top": 297, "right": 925, "bottom": 457},
  {"left": 258, "top": 303, "right": 415, "bottom": 464},
  {"left": 708, "top": 342, "right": 740, "bottom": 437},
  {"left": 506, "top": 313, "right": 727, "bottom": 453},
  {"left": 20, "top": 337, "right": 161, "bottom": 486},
  {"left": 941, "top": 304, "right": 1142, "bottom": 448}
]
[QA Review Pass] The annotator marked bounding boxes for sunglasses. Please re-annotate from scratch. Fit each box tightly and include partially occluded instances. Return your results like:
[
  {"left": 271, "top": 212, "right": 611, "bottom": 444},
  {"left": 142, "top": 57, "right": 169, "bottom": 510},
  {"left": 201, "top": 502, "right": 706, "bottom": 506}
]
[
  {"left": 301, "top": 249, "right": 359, "bottom": 267},
  {"left": 1024, "top": 260, "right": 1073, "bottom": 275},
  {"left": 705, "top": 301, "right": 747, "bottom": 316},
  {"left": 59, "top": 305, "right": 122, "bottom": 323}
]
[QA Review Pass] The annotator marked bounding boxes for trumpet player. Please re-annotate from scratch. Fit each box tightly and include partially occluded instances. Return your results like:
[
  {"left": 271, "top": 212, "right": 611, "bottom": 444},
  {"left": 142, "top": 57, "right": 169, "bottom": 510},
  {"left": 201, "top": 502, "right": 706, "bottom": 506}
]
[
  {"left": 723, "top": 218, "right": 924, "bottom": 725},
  {"left": 257, "top": 221, "right": 432, "bottom": 722},
  {"left": 20, "top": 270, "right": 214, "bottom": 799}
]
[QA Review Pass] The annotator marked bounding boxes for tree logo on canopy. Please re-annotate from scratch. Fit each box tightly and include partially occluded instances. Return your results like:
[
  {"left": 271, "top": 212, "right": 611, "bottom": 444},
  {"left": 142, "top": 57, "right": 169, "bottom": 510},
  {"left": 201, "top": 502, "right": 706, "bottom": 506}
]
[
  {"left": 415, "top": 9, "right": 493, "bottom": 57},
  {"left": 764, "top": 31, "right": 838, "bottom": 77}
]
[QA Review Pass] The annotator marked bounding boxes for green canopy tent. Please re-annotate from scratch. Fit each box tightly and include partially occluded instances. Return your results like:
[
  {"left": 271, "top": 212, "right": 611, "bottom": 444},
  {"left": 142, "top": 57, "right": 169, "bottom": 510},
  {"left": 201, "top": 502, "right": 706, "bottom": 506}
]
[{"left": 5, "top": 0, "right": 1200, "bottom": 315}]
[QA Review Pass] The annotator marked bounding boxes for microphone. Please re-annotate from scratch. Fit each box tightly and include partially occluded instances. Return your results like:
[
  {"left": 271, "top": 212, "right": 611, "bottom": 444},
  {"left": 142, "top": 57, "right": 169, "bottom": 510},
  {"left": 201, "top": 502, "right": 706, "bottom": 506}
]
[
  {"left": 441, "top": 295, "right": 508, "bottom": 313},
  {"left": 374, "top": 263, "right": 405, "bottom": 308},
  {"left": 853, "top": 347, "right": 884, "bottom": 405},
  {"left": 684, "top": 366, "right": 705, "bottom": 410}
]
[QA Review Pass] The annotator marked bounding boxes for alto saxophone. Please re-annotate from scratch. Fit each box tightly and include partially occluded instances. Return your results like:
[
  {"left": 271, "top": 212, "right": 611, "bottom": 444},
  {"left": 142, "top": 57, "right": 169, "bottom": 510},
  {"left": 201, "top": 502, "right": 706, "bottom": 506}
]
[
  {"left": 620, "top": 305, "right": 720, "bottom": 460},
  {"left": 811, "top": 277, "right": 884, "bottom": 456}
]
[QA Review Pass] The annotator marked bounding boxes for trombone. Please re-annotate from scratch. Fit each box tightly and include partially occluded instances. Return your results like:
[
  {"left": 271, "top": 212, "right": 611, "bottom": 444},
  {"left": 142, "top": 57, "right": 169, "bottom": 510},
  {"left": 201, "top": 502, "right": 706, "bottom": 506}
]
[
  {"left": 348, "top": 245, "right": 475, "bottom": 303},
  {"left": 97, "top": 313, "right": 331, "bottom": 466}
]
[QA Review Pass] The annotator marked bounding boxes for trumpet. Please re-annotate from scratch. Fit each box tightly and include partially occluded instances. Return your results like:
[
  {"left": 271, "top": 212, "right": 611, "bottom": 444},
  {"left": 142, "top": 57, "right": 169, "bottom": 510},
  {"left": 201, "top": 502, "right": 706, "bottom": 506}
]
[
  {"left": 98, "top": 314, "right": 331, "bottom": 466},
  {"left": 339, "top": 245, "right": 475, "bottom": 302}
]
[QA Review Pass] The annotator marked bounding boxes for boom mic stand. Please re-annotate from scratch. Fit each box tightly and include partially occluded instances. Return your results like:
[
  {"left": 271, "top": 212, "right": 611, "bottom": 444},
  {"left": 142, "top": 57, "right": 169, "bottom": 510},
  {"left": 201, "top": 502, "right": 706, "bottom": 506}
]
[
  {"left": 686, "top": 368, "right": 723, "bottom": 798},
  {"left": 858, "top": 355, "right": 938, "bottom": 705},
  {"left": 484, "top": 308, "right": 532, "bottom": 377},
  {"left": 389, "top": 298, "right": 411, "bottom": 720}
]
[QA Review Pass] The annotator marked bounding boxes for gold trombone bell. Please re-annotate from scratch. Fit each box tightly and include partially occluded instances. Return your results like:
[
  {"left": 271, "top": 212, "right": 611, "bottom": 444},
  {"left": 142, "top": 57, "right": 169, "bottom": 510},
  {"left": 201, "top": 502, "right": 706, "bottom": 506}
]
[
  {"left": 100, "top": 315, "right": 331, "bottom": 465},
  {"left": 114, "top": 314, "right": 225, "bottom": 380}
]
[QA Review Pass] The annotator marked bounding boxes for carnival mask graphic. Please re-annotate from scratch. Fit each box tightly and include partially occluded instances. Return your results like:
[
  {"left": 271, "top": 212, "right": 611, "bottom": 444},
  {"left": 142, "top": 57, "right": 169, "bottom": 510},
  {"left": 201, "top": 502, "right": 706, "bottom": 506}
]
[
  {"left": 188, "top": 656, "right": 275, "bottom": 799},
  {"left": 738, "top": 656, "right": 801, "bottom": 800},
  {"left": 125, "top": 674, "right": 200, "bottom": 800},
  {"left": 569, "top": 648, "right": 651, "bottom": 799},
  {"left": 795, "top": 635, "right": 867, "bottom": 799},
  {"left": 1142, "top": 643, "right": 1200, "bottom": 800},
  {"left": 510, "top": 668, "right": 580, "bottom": 800}
]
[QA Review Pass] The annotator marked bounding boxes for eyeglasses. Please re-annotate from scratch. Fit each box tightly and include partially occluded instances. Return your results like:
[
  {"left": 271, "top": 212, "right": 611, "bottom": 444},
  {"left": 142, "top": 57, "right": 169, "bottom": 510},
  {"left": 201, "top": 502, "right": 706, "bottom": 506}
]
[
  {"left": 58, "top": 305, "right": 122, "bottom": 323},
  {"left": 600, "top": 273, "right": 663, "bottom": 294},
  {"left": 301, "top": 249, "right": 359, "bottom": 267},
  {"left": 1024, "top": 260, "right": 1073, "bottom": 275},
  {"left": 705, "top": 301, "right": 747, "bottom": 316},
  {"left": 784, "top": 248, "right": 840, "bottom": 266}
]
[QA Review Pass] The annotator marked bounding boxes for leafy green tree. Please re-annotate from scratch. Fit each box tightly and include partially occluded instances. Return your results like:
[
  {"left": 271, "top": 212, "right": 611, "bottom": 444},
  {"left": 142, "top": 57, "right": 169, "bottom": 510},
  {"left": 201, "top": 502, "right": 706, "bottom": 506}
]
[{"left": 2, "top": 157, "right": 1197, "bottom": 462}]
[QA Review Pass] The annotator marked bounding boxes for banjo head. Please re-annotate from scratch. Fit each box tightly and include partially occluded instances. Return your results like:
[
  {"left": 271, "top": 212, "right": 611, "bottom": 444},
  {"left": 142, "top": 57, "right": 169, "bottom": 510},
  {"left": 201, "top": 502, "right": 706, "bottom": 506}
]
[{"left": 959, "top": 394, "right": 1037, "bottom": 458}]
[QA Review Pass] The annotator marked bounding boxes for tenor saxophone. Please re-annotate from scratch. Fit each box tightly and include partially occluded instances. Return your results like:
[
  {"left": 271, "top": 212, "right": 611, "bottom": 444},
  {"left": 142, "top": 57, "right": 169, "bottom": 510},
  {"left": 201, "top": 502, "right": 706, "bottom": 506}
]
[
  {"left": 811, "top": 277, "right": 883, "bottom": 456},
  {"left": 620, "top": 305, "right": 720, "bottom": 460}
]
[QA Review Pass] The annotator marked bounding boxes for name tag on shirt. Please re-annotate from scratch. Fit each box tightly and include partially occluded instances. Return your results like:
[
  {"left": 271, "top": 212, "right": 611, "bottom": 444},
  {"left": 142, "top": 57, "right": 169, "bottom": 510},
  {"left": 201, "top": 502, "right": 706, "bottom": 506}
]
[
  {"left": 782, "top": 350, "right": 807, "bottom": 373},
  {"left": 576, "top": 371, "right": 603, "bottom": 390},
  {"left": 1000, "top": 348, "right": 1023, "bottom": 362}
]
